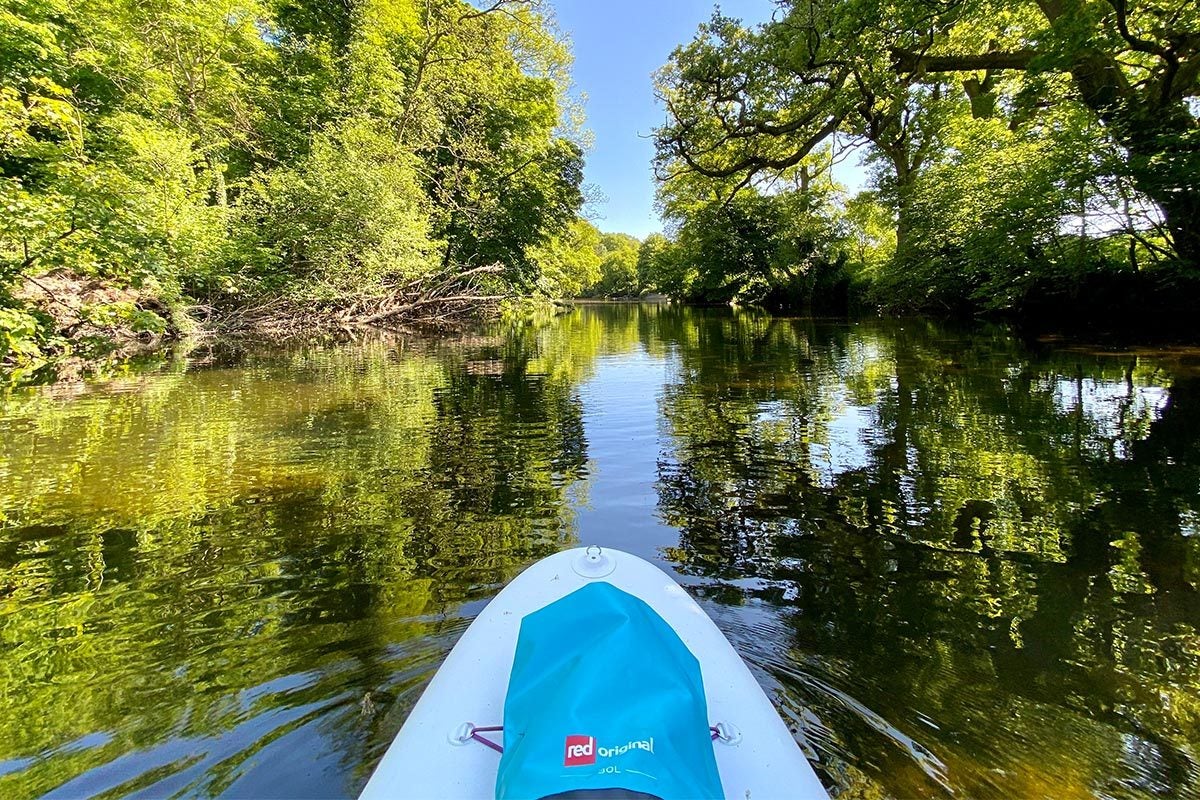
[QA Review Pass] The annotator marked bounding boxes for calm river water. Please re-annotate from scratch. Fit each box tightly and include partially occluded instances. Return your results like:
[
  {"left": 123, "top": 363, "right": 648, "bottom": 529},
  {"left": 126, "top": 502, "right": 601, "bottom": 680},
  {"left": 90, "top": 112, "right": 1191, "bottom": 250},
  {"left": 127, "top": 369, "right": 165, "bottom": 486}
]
[{"left": 1, "top": 304, "right": 1198, "bottom": 799}]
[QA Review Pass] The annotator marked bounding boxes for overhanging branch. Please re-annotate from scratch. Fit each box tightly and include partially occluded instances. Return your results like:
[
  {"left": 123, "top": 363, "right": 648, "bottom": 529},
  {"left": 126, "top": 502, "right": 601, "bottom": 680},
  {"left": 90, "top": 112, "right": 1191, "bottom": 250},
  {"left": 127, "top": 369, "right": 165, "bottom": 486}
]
[
  {"left": 668, "top": 113, "right": 846, "bottom": 180},
  {"left": 891, "top": 47, "right": 1040, "bottom": 74}
]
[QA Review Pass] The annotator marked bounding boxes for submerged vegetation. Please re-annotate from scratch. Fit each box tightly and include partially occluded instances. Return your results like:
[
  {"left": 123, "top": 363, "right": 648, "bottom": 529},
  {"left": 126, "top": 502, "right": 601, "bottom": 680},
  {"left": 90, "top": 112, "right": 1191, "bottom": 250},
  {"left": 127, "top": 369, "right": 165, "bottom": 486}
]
[{"left": 650, "top": 0, "right": 1200, "bottom": 319}]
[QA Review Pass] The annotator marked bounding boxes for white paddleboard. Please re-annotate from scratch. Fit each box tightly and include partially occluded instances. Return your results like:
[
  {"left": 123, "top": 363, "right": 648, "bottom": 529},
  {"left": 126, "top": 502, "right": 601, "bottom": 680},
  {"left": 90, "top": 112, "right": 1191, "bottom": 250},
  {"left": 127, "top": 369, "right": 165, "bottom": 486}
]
[{"left": 360, "top": 547, "right": 828, "bottom": 799}]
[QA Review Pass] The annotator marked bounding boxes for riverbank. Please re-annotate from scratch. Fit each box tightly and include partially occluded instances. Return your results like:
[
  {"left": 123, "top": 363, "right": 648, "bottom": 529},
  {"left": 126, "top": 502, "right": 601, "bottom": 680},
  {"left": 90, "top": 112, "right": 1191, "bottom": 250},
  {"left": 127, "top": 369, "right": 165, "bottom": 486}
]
[
  {"left": 2, "top": 0, "right": 596, "bottom": 388},
  {"left": 9, "top": 282, "right": 1200, "bottom": 391},
  {"left": 2, "top": 264, "right": 540, "bottom": 385}
]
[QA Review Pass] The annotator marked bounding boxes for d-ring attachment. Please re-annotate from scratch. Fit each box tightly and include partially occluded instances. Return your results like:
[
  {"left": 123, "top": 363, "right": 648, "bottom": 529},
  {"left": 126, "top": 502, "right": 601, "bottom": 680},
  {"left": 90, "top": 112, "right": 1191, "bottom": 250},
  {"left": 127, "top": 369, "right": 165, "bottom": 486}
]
[
  {"left": 449, "top": 722, "right": 474, "bottom": 746},
  {"left": 572, "top": 545, "right": 616, "bottom": 578},
  {"left": 712, "top": 722, "right": 742, "bottom": 745}
]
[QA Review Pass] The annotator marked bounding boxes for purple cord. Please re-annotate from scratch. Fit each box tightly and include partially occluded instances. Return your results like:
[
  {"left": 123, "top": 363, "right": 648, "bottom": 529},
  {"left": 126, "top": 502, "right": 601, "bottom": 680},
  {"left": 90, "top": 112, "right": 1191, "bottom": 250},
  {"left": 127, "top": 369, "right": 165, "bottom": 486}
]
[{"left": 469, "top": 724, "right": 504, "bottom": 754}]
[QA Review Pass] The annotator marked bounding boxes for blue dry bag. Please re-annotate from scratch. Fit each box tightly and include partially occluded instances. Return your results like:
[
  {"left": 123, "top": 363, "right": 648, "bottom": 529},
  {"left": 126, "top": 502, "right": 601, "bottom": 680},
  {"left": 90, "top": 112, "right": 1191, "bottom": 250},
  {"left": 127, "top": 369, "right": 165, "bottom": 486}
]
[{"left": 495, "top": 582, "right": 724, "bottom": 800}]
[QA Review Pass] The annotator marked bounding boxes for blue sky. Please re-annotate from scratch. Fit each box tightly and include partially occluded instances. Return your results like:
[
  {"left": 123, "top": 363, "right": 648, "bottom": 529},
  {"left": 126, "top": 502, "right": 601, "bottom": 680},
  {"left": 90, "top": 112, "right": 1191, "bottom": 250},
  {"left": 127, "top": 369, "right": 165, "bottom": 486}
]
[
  {"left": 551, "top": 0, "right": 866, "bottom": 239},
  {"left": 551, "top": 0, "right": 771, "bottom": 238}
]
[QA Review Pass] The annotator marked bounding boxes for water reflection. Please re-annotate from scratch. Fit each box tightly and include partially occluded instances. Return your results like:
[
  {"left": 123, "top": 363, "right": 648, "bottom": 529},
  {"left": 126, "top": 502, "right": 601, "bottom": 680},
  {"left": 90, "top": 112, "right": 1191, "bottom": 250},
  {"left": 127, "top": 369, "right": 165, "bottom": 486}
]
[
  {"left": 0, "top": 306, "right": 1197, "bottom": 799},
  {"left": 0, "top": 337, "right": 590, "bottom": 798},
  {"left": 650, "top": 310, "right": 1200, "bottom": 798}
]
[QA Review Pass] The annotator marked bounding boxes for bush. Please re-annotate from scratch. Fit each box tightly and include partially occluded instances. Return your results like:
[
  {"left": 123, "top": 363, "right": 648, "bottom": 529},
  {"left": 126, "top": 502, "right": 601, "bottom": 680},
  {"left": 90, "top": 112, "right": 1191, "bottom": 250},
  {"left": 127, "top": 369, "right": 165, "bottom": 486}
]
[
  {"left": 0, "top": 305, "right": 46, "bottom": 366},
  {"left": 241, "top": 120, "right": 436, "bottom": 298}
]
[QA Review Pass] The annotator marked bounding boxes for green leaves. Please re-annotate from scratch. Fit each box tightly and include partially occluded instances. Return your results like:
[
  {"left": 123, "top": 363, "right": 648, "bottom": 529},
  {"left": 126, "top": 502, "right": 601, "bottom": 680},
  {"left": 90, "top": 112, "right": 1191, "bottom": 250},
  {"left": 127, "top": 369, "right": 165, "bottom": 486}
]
[
  {"left": 654, "top": 0, "right": 1199, "bottom": 316},
  {"left": 0, "top": 305, "right": 45, "bottom": 364},
  {"left": 645, "top": 166, "right": 853, "bottom": 310},
  {"left": 244, "top": 117, "right": 435, "bottom": 294},
  {"left": 0, "top": 0, "right": 588, "bottom": 378},
  {"left": 528, "top": 219, "right": 601, "bottom": 298}
]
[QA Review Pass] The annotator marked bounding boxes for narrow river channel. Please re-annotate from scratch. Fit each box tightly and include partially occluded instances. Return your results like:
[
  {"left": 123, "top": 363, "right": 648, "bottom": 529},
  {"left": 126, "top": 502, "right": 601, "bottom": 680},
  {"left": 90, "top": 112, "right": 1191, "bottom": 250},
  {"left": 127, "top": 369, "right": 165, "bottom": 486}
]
[{"left": 2, "top": 304, "right": 1197, "bottom": 798}]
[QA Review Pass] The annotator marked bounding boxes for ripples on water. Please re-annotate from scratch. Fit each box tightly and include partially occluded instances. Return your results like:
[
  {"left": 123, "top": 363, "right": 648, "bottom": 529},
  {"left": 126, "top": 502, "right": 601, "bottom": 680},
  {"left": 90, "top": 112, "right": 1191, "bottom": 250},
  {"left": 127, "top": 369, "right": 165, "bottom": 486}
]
[{"left": 1, "top": 306, "right": 1198, "bottom": 799}]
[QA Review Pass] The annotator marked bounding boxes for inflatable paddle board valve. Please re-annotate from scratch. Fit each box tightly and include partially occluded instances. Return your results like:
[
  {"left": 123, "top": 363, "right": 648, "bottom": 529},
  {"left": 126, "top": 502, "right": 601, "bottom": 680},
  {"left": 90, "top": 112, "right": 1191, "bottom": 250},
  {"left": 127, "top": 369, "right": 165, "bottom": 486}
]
[{"left": 572, "top": 545, "right": 616, "bottom": 579}]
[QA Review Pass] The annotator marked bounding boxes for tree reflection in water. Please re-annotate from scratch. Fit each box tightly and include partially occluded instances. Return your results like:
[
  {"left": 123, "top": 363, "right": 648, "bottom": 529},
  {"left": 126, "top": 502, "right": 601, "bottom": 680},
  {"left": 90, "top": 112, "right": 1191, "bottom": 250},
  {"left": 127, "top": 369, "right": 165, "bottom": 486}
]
[
  {"left": 650, "top": 309, "right": 1199, "bottom": 798},
  {"left": 0, "top": 306, "right": 1196, "bottom": 799}
]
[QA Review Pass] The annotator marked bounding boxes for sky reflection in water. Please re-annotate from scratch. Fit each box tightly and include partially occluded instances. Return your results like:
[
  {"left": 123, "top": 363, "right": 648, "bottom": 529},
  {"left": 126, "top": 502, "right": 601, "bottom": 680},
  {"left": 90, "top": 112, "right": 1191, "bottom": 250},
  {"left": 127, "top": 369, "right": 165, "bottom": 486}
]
[{"left": 1, "top": 305, "right": 1197, "bottom": 799}]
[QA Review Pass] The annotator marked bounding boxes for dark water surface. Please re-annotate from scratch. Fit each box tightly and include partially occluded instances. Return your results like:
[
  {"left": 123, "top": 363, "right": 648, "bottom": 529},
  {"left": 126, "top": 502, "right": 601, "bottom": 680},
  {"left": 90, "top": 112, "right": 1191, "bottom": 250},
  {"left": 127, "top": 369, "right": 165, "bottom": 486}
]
[{"left": 2, "top": 305, "right": 1198, "bottom": 799}]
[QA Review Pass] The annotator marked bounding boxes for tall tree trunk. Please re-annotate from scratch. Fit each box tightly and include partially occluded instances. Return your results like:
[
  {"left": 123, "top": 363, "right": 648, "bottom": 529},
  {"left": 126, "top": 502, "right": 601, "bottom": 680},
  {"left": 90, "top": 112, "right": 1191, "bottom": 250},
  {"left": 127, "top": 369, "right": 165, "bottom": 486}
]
[
  {"left": 896, "top": 201, "right": 911, "bottom": 257},
  {"left": 962, "top": 72, "right": 998, "bottom": 119},
  {"left": 889, "top": 153, "right": 916, "bottom": 258}
]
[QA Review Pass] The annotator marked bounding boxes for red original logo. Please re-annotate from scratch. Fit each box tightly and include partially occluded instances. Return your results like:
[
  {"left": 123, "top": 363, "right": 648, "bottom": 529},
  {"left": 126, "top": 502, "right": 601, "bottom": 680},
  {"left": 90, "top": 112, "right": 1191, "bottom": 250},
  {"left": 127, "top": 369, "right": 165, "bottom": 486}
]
[{"left": 563, "top": 735, "right": 596, "bottom": 767}]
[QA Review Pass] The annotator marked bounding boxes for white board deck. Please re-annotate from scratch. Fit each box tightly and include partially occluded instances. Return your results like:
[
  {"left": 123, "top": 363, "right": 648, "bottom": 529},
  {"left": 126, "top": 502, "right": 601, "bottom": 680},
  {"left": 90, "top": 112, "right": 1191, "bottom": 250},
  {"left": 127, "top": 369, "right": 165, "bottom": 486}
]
[{"left": 360, "top": 547, "right": 829, "bottom": 800}]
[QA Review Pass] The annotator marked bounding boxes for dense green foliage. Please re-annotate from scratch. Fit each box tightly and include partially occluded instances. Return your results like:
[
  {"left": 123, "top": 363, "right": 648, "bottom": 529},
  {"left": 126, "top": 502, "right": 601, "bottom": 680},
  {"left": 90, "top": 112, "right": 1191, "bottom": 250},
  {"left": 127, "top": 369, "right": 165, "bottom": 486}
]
[
  {"left": 0, "top": 0, "right": 587, "bottom": 370},
  {"left": 530, "top": 218, "right": 645, "bottom": 298},
  {"left": 651, "top": 0, "right": 1199, "bottom": 317},
  {"left": 643, "top": 158, "right": 853, "bottom": 308},
  {"left": 588, "top": 230, "right": 641, "bottom": 297}
]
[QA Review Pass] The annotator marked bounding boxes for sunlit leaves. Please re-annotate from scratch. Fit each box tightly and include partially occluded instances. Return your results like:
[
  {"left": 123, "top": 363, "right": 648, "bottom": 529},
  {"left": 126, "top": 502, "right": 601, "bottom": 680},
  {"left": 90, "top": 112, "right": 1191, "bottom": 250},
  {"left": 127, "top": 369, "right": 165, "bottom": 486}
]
[
  {"left": 653, "top": 0, "right": 1200, "bottom": 313},
  {"left": 528, "top": 218, "right": 602, "bottom": 298},
  {"left": 0, "top": 0, "right": 587, "bottom": 372}
]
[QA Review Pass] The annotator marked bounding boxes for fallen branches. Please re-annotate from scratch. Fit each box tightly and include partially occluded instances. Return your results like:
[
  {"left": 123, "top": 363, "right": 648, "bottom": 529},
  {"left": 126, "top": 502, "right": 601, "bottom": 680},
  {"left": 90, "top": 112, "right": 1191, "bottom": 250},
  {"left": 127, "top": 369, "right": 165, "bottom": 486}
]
[{"left": 208, "top": 264, "right": 511, "bottom": 338}]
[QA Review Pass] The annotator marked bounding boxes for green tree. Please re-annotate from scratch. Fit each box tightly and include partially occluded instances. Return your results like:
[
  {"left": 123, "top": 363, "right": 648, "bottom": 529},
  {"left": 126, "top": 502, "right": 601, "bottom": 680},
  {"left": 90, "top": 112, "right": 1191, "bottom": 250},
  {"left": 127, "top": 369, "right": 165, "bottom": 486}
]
[
  {"left": 654, "top": 9, "right": 948, "bottom": 257},
  {"left": 653, "top": 0, "right": 1200, "bottom": 317},
  {"left": 528, "top": 218, "right": 602, "bottom": 298},
  {"left": 636, "top": 233, "right": 670, "bottom": 292},
  {"left": 586, "top": 232, "right": 641, "bottom": 297},
  {"left": 0, "top": 0, "right": 592, "bottom": 378},
  {"left": 646, "top": 154, "right": 852, "bottom": 309},
  {"left": 889, "top": 0, "right": 1200, "bottom": 267}
]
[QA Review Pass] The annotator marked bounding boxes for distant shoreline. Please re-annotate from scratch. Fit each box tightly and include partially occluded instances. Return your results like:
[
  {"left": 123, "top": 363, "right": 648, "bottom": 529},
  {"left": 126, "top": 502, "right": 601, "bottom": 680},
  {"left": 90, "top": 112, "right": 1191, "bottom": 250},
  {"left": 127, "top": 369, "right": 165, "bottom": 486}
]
[{"left": 565, "top": 295, "right": 670, "bottom": 304}]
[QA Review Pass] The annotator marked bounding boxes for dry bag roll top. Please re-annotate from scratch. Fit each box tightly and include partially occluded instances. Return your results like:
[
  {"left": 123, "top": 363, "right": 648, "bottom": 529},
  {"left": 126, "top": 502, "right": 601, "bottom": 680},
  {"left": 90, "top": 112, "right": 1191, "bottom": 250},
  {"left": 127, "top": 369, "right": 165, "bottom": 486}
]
[{"left": 496, "top": 582, "right": 724, "bottom": 800}]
